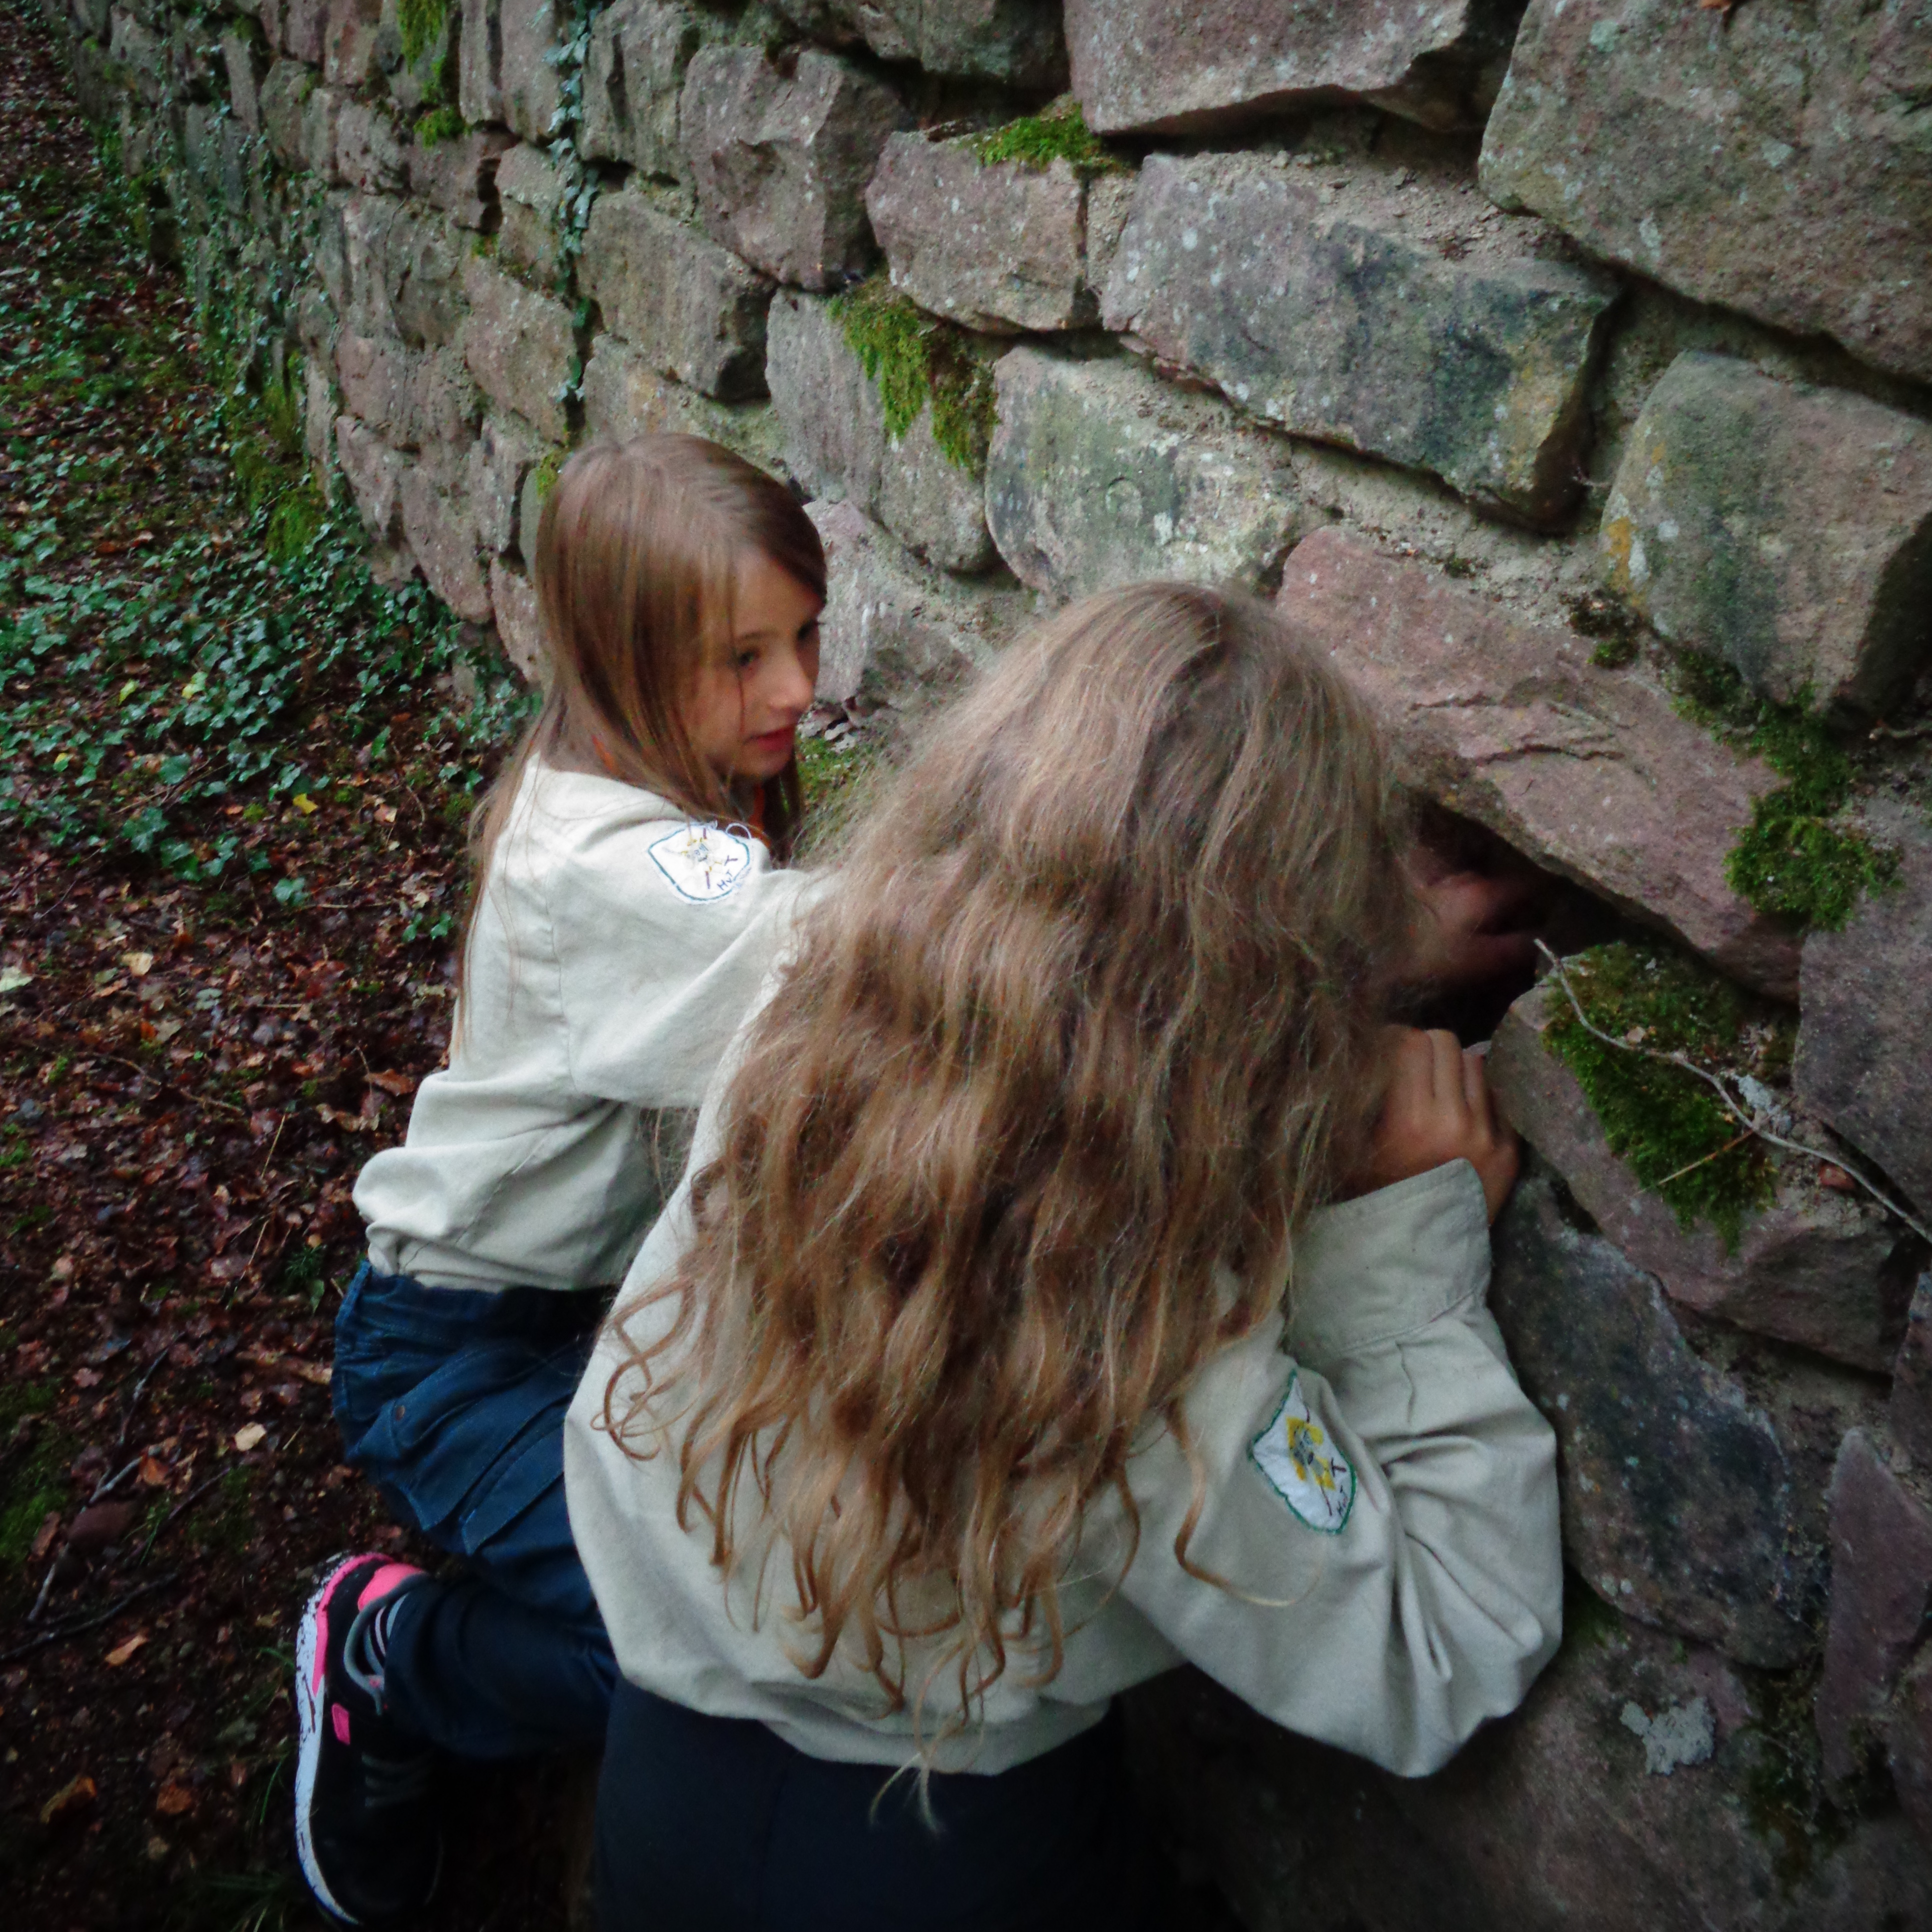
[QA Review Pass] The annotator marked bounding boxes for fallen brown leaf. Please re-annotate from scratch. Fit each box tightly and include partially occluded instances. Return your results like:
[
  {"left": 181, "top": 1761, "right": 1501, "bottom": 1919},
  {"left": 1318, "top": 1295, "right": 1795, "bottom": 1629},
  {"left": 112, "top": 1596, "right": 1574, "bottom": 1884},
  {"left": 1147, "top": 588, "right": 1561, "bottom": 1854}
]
[
  {"left": 138, "top": 1454, "right": 169, "bottom": 1487},
  {"left": 154, "top": 1782, "right": 196, "bottom": 1818},
  {"left": 232, "top": 1422, "right": 267, "bottom": 1452},
  {"left": 364, "top": 1068, "right": 416, "bottom": 1096},
  {"left": 40, "top": 1774, "right": 97, "bottom": 1826},
  {"left": 106, "top": 1632, "right": 149, "bottom": 1668}
]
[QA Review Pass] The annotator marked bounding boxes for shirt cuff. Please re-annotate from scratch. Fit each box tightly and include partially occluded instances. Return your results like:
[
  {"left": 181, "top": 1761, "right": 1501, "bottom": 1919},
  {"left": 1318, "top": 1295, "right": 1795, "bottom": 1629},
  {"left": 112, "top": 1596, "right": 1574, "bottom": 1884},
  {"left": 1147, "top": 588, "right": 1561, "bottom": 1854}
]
[{"left": 1285, "top": 1160, "right": 1492, "bottom": 1368}]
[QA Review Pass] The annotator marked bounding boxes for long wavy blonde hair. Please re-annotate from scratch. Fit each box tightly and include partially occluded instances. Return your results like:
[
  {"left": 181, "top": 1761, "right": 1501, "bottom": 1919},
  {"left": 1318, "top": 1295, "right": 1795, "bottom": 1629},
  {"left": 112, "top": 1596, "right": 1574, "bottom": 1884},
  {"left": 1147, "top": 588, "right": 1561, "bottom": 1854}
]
[{"left": 604, "top": 582, "right": 1416, "bottom": 1740}]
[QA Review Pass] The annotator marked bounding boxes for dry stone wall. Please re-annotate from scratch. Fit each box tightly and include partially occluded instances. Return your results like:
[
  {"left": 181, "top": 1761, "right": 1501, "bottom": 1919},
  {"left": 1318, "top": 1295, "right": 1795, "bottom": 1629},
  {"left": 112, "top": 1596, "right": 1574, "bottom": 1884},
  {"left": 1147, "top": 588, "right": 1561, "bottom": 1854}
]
[{"left": 46, "top": 0, "right": 1932, "bottom": 1922}]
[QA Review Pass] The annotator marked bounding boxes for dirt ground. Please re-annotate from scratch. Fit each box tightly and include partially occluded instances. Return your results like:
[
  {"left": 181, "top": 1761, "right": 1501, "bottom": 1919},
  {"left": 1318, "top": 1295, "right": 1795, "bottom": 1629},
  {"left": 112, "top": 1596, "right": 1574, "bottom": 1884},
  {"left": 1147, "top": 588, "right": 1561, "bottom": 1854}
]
[{"left": 0, "top": 13, "right": 590, "bottom": 1928}]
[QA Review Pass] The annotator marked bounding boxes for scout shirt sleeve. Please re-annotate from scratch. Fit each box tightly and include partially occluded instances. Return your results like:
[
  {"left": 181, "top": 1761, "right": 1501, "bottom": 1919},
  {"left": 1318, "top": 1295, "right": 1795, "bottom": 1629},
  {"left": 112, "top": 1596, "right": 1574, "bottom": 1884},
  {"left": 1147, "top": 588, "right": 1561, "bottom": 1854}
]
[
  {"left": 1112, "top": 1160, "right": 1562, "bottom": 1777},
  {"left": 546, "top": 814, "right": 810, "bottom": 1110}
]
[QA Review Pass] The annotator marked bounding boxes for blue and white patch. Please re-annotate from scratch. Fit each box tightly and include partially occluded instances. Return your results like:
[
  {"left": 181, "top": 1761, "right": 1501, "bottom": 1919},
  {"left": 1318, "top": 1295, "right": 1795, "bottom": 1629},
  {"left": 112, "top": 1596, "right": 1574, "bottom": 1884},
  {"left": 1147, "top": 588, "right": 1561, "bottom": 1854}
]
[
  {"left": 648, "top": 823, "right": 753, "bottom": 904},
  {"left": 1250, "top": 1372, "right": 1355, "bottom": 1535}
]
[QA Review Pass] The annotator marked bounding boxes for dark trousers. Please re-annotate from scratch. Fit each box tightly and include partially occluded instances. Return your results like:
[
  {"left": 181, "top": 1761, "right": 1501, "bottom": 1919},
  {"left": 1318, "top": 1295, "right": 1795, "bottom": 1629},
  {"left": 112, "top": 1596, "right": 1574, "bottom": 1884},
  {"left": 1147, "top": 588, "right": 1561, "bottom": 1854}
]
[
  {"left": 594, "top": 1683, "right": 1155, "bottom": 1932},
  {"left": 331, "top": 1263, "right": 617, "bottom": 1759}
]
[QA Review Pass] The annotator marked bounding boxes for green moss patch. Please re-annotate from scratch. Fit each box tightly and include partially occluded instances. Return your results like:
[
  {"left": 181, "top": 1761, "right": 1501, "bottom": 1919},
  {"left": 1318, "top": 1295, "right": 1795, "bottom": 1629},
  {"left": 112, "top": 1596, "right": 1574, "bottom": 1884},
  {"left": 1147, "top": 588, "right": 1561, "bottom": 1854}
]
[
  {"left": 1670, "top": 654, "right": 1896, "bottom": 931},
  {"left": 826, "top": 277, "right": 996, "bottom": 473},
  {"left": 972, "top": 100, "right": 1126, "bottom": 179},
  {"left": 1544, "top": 942, "right": 1780, "bottom": 1248},
  {"left": 0, "top": 1382, "right": 63, "bottom": 1568},
  {"left": 414, "top": 104, "right": 464, "bottom": 148},
  {"left": 397, "top": 0, "right": 450, "bottom": 70}
]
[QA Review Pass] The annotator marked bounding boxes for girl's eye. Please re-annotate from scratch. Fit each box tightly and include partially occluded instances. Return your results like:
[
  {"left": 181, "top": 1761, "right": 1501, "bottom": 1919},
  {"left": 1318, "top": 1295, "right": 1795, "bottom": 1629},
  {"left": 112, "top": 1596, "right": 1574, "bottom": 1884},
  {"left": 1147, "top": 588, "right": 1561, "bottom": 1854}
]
[{"left": 733, "top": 648, "right": 760, "bottom": 672}]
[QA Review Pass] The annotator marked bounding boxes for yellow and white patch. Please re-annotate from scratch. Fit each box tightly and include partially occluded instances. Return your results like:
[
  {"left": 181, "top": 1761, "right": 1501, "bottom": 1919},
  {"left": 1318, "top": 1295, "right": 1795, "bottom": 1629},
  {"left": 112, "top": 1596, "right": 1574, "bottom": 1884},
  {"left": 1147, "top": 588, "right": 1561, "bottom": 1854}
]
[
  {"left": 648, "top": 824, "right": 753, "bottom": 904},
  {"left": 1250, "top": 1372, "right": 1354, "bottom": 1534}
]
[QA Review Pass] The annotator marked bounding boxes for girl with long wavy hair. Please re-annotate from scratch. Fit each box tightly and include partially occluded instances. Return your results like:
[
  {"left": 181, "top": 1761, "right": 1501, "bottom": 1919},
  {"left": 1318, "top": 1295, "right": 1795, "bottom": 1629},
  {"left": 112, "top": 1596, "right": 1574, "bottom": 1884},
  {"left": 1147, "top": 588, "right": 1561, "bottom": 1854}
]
[
  {"left": 566, "top": 582, "right": 1562, "bottom": 1932},
  {"left": 295, "top": 436, "right": 827, "bottom": 1928}
]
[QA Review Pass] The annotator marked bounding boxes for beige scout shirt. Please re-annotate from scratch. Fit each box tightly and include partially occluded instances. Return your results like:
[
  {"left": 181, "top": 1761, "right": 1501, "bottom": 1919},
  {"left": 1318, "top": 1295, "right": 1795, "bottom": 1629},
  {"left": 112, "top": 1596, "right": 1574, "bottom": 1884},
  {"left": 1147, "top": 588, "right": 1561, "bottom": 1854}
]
[
  {"left": 354, "top": 760, "right": 809, "bottom": 1292},
  {"left": 564, "top": 1096, "right": 1563, "bottom": 1778}
]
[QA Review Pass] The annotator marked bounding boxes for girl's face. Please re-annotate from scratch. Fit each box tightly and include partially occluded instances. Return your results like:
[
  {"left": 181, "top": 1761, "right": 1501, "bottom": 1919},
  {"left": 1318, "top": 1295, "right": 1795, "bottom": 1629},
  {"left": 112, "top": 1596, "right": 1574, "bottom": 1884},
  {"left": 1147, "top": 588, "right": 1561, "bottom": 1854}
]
[{"left": 683, "top": 550, "right": 823, "bottom": 788}]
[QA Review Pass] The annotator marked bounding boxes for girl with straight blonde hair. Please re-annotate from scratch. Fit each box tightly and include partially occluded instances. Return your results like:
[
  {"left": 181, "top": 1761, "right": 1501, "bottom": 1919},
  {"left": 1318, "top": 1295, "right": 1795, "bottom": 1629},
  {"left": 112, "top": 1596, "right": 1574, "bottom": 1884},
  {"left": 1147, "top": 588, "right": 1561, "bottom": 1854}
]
[
  {"left": 294, "top": 436, "right": 828, "bottom": 1928},
  {"left": 567, "top": 582, "right": 1562, "bottom": 1932}
]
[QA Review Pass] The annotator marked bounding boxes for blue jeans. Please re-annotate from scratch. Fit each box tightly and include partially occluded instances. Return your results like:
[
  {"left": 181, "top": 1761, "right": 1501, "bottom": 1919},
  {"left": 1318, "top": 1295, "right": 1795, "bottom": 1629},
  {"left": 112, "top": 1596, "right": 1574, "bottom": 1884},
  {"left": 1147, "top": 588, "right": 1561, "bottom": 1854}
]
[
  {"left": 594, "top": 1686, "right": 1154, "bottom": 1932},
  {"left": 332, "top": 1263, "right": 617, "bottom": 1759}
]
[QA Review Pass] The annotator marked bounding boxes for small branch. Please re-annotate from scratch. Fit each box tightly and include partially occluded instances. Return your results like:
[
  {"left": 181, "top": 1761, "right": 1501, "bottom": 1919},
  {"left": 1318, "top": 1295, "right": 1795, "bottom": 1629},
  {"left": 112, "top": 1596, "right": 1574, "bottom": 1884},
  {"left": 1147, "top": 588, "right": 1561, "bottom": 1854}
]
[
  {"left": 1534, "top": 942, "right": 1932, "bottom": 1248},
  {"left": 114, "top": 1350, "right": 167, "bottom": 1453},
  {"left": 1654, "top": 1130, "right": 1756, "bottom": 1190},
  {"left": 136, "top": 1470, "right": 226, "bottom": 1568},
  {"left": 0, "top": 1572, "right": 180, "bottom": 1666}
]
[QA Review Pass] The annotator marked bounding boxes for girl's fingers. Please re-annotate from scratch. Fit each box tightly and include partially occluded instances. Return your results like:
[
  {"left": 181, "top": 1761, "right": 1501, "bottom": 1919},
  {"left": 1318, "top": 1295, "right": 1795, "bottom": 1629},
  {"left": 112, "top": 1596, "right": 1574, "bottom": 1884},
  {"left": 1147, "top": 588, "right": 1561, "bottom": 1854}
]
[
  {"left": 1460, "top": 1044, "right": 1492, "bottom": 1132},
  {"left": 1427, "top": 1028, "right": 1464, "bottom": 1116}
]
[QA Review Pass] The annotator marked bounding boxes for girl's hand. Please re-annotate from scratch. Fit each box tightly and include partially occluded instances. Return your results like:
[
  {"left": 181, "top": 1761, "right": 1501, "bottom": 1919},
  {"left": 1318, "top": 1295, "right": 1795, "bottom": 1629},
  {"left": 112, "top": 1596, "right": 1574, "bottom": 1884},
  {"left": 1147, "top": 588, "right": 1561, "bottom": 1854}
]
[
  {"left": 1401, "top": 848, "right": 1536, "bottom": 989},
  {"left": 1354, "top": 1027, "right": 1519, "bottom": 1223}
]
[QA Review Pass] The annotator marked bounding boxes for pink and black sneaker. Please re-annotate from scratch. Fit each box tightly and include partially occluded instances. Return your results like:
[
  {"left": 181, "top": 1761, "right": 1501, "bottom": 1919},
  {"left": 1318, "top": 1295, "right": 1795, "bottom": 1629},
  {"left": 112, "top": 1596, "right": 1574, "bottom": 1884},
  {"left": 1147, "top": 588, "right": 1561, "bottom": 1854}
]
[{"left": 294, "top": 1554, "right": 441, "bottom": 1926}]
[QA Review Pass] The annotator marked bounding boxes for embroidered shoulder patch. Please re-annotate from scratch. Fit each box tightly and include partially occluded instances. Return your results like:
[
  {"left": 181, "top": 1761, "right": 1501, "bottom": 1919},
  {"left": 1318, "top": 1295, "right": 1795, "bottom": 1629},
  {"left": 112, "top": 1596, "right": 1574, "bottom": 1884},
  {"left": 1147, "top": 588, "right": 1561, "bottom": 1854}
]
[
  {"left": 1250, "top": 1372, "right": 1355, "bottom": 1535},
  {"left": 648, "top": 824, "right": 753, "bottom": 904}
]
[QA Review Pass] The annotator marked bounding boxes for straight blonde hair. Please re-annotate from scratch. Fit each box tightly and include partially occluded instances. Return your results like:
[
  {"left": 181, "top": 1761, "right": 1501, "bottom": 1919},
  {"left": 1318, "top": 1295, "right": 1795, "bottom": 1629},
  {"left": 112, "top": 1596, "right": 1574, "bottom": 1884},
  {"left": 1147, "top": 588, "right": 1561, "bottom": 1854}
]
[
  {"left": 462, "top": 436, "right": 826, "bottom": 984},
  {"left": 602, "top": 582, "right": 1418, "bottom": 1750}
]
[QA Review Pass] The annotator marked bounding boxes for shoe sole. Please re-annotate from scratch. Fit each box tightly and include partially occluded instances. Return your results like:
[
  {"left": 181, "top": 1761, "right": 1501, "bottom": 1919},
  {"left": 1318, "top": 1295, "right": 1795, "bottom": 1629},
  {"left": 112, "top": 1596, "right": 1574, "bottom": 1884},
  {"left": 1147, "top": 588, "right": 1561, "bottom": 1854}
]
[{"left": 294, "top": 1554, "right": 362, "bottom": 1926}]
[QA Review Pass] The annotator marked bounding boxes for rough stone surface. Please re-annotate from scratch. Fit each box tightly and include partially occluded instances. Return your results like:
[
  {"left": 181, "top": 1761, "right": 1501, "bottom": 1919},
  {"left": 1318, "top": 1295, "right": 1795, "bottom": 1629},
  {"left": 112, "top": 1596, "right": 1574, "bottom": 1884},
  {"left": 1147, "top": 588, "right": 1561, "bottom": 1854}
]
[
  {"left": 258, "top": 58, "right": 316, "bottom": 170},
  {"left": 378, "top": 0, "right": 455, "bottom": 115},
  {"left": 1814, "top": 1430, "right": 1932, "bottom": 1782},
  {"left": 458, "top": 0, "right": 502, "bottom": 126},
  {"left": 1490, "top": 1172, "right": 1812, "bottom": 1668},
  {"left": 405, "top": 126, "right": 514, "bottom": 230},
  {"left": 580, "top": 0, "right": 706, "bottom": 181},
  {"left": 1276, "top": 527, "right": 1800, "bottom": 996},
  {"left": 1794, "top": 804, "right": 1932, "bottom": 1224},
  {"left": 806, "top": 500, "right": 1030, "bottom": 715},
  {"left": 382, "top": 204, "right": 468, "bottom": 350},
  {"left": 1482, "top": 0, "right": 1932, "bottom": 386},
  {"left": 1894, "top": 1648, "right": 1932, "bottom": 1844},
  {"left": 458, "top": 254, "right": 574, "bottom": 440},
  {"left": 489, "top": 558, "right": 546, "bottom": 682},
  {"left": 1129, "top": 1622, "right": 1932, "bottom": 1932},
  {"left": 1892, "top": 1275, "right": 1932, "bottom": 1482},
  {"left": 302, "top": 356, "right": 335, "bottom": 486},
  {"left": 986, "top": 346, "right": 1302, "bottom": 602},
  {"left": 1102, "top": 152, "right": 1619, "bottom": 526},
  {"left": 335, "top": 336, "right": 478, "bottom": 450},
  {"left": 578, "top": 185, "right": 772, "bottom": 400},
  {"left": 398, "top": 462, "right": 491, "bottom": 624},
  {"left": 1488, "top": 980, "right": 1920, "bottom": 1374},
  {"left": 496, "top": 140, "right": 564, "bottom": 286},
  {"left": 322, "top": 0, "right": 380, "bottom": 86},
  {"left": 336, "top": 99, "right": 404, "bottom": 194},
  {"left": 770, "top": 0, "right": 1065, "bottom": 86},
  {"left": 767, "top": 292, "right": 993, "bottom": 574},
  {"left": 680, "top": 46, "right": 909, "bottom": 292},
  {"left": 499, "top": 0, "right": 562, "bottom": 144},
  {"left": 468, "top": 411, "right": 544, "bottom": 558},
  {"left": 335, "top": 414, "right": 406, "bottom": 543},
  {"left": 865, "top": 132, "right": 1100, "bottom": 336},
  {"left": 1600, "top": 354, "right": 1932, "bottom": 714},
  {"left": 220, "top": 26, "right": 266, "bottom": 132},
  {"left": 280, "top": 0, "right": 326, "bottom": 63},
  {"left": 1066, "top": 0, "right": 1520, "bottom": 136},
  {"left": 578, "top": 334, "right": 788, "bottom": 481}
]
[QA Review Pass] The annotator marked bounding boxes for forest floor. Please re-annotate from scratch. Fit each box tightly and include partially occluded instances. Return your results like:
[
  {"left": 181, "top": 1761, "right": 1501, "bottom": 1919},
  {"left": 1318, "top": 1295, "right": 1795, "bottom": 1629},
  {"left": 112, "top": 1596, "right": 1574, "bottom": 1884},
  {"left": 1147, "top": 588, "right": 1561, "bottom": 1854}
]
[{"left": 0, "top": 14, "right": 594, "bottom": 1930}]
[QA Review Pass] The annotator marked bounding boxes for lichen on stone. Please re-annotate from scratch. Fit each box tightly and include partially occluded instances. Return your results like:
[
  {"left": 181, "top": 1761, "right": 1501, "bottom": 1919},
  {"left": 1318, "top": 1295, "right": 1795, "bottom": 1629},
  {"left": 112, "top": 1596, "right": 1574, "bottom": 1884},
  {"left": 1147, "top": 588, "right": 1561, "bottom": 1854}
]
[
  {"left": 971, "top": 99, "right": 1125, "bottom": 179},
  {"left": 1669, "top": 652, "right": 1896, "bottom": 931},
  {"left": 826, "top": 276, "right": 996, "bottom": 472},
  {"left": 1544, "top": 942, "right": 1780, "bottom": 1248}
]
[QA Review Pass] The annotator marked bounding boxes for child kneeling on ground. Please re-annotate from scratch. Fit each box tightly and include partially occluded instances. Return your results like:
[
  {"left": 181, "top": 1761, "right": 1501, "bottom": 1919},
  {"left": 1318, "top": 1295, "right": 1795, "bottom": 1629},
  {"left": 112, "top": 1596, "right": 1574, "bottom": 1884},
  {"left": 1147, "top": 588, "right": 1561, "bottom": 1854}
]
[
  {"left": 565, "top": 582, "right": 1564, "bottom": 1932},
  {"left": 294, "top": 436, "right": 828, "bottom": 1926}
]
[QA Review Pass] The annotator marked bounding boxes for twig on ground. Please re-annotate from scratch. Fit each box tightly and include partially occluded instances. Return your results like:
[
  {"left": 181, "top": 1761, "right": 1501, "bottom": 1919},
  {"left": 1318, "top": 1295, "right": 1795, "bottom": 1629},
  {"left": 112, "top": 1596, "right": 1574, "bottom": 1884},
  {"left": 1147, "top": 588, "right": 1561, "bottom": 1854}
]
[
  {"left": 1535, "top": 940, "right": 1932, "bottom": 1246},
  {"left": 0, "top": 1572, "right": 180, "bottom": 1666},
  {"left": 136, "top": 1470, "right": 226, "bottom": 1567},
  {"left": 114, "top": 1349, "right": 166, "bottom": 1452}
]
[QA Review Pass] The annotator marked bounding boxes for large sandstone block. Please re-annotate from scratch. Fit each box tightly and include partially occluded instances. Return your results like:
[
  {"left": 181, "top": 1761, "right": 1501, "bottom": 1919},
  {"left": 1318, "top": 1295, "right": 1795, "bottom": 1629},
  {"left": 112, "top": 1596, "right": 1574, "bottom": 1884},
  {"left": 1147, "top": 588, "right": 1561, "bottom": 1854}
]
[
  {"left": 1600, "top": 354, "right": 1932, "bottom": 716},
  {"left": 398, "top": 461, "right": 492, "bottom": 624},
  {"left": 1066, "top": 0, "right": 1518, "bottom": 136},
  {"left": 986, "top": 346, "right": 1302, "bottom": 602},
  {"left": 806, "top": 501, "right": 1030, "bottom": 716},
  {"left": 279, "top": 0, "right": 327, "bottom": 63},
  {"left": 1102, "top": 152, "right": 1618, "bottom": 527},
  {"left": 767, "top": 292, "right": 993, "bottom": 574},
  {"left": 1482, "top": 0, "right": 1932, "bottom": 386},
  {"left": 680, "top": 46, "right": 910, "bottom": 292},
  {"left": 580, "top": 0, "right": 706, "bottom": 182},
  {"left": 1894, "top": 1276, "right": 1932, "bottom": 1481},
  {"left": 864, "top": 131, "right": 1108, "bottom": 336},
  {"left": 1794, "top": 806, "right": 1932, "bottom": 1226},
  {"left": 335, "top": 335, "right": 478, "bottom": 449},
  {"left": 578, "top": 335, "right": 788, "bottom": 482},
  {"left": 339, "top": 194, "right": 398, "bottom": 338},
  {"left": 770, "top": 0, "right": 1064, "bottom": 86},
  {"left": 258, "top": 58, "right": 318, "bottom": 169},
  {"left": 1489, "top": 980, "right": 1918, "bottom": 1374},
  {"left": 382, "top": 205, "right": 468, "bottom": 350},
  {"left": 336, "top": 414, "right": 406, "bottom": 542},
  {"left": 458, "top": 256, "right": 575, "bottom": 442},
  {"left": 1276, "top": 527, "right": 1800, "bottom": 996},
  {"left": 1492, "top": 1172, "right": 1813, "bottom": 1668},
  {"left": 500, "top": 0, "right": 562, "bottom": 144},
  {"left": 1814, "top": 1430, "right": 1932, "bottom": 1784},
  {"left": 376, "top": 0, "right": 455, "bottom": 115},
  {"left": 468, "top": 411, "right": 544, "bottom": 556},
  {"left": 323, "top": 0, "right": 381, "bottom": 86},
  {"left": 578, "top": 186, "right": 772, "bottom": 400},
  {"left": 496, "top": 142, "right": 564, "bottom": 288},
  {"left": 221, "top": 26, "right": 268, "bottom": 132},
  {"left": 336, "top": 100, "right": 404, "bottom": 194},
  {"left": 489, "top": 560, "right": 546, "bottom": 683},
  {"left": 406, "top": 126, "right": 514, "bottom": 230},
  {"left": 456, "top": 0, "right": 500, "bottom": 125}
]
